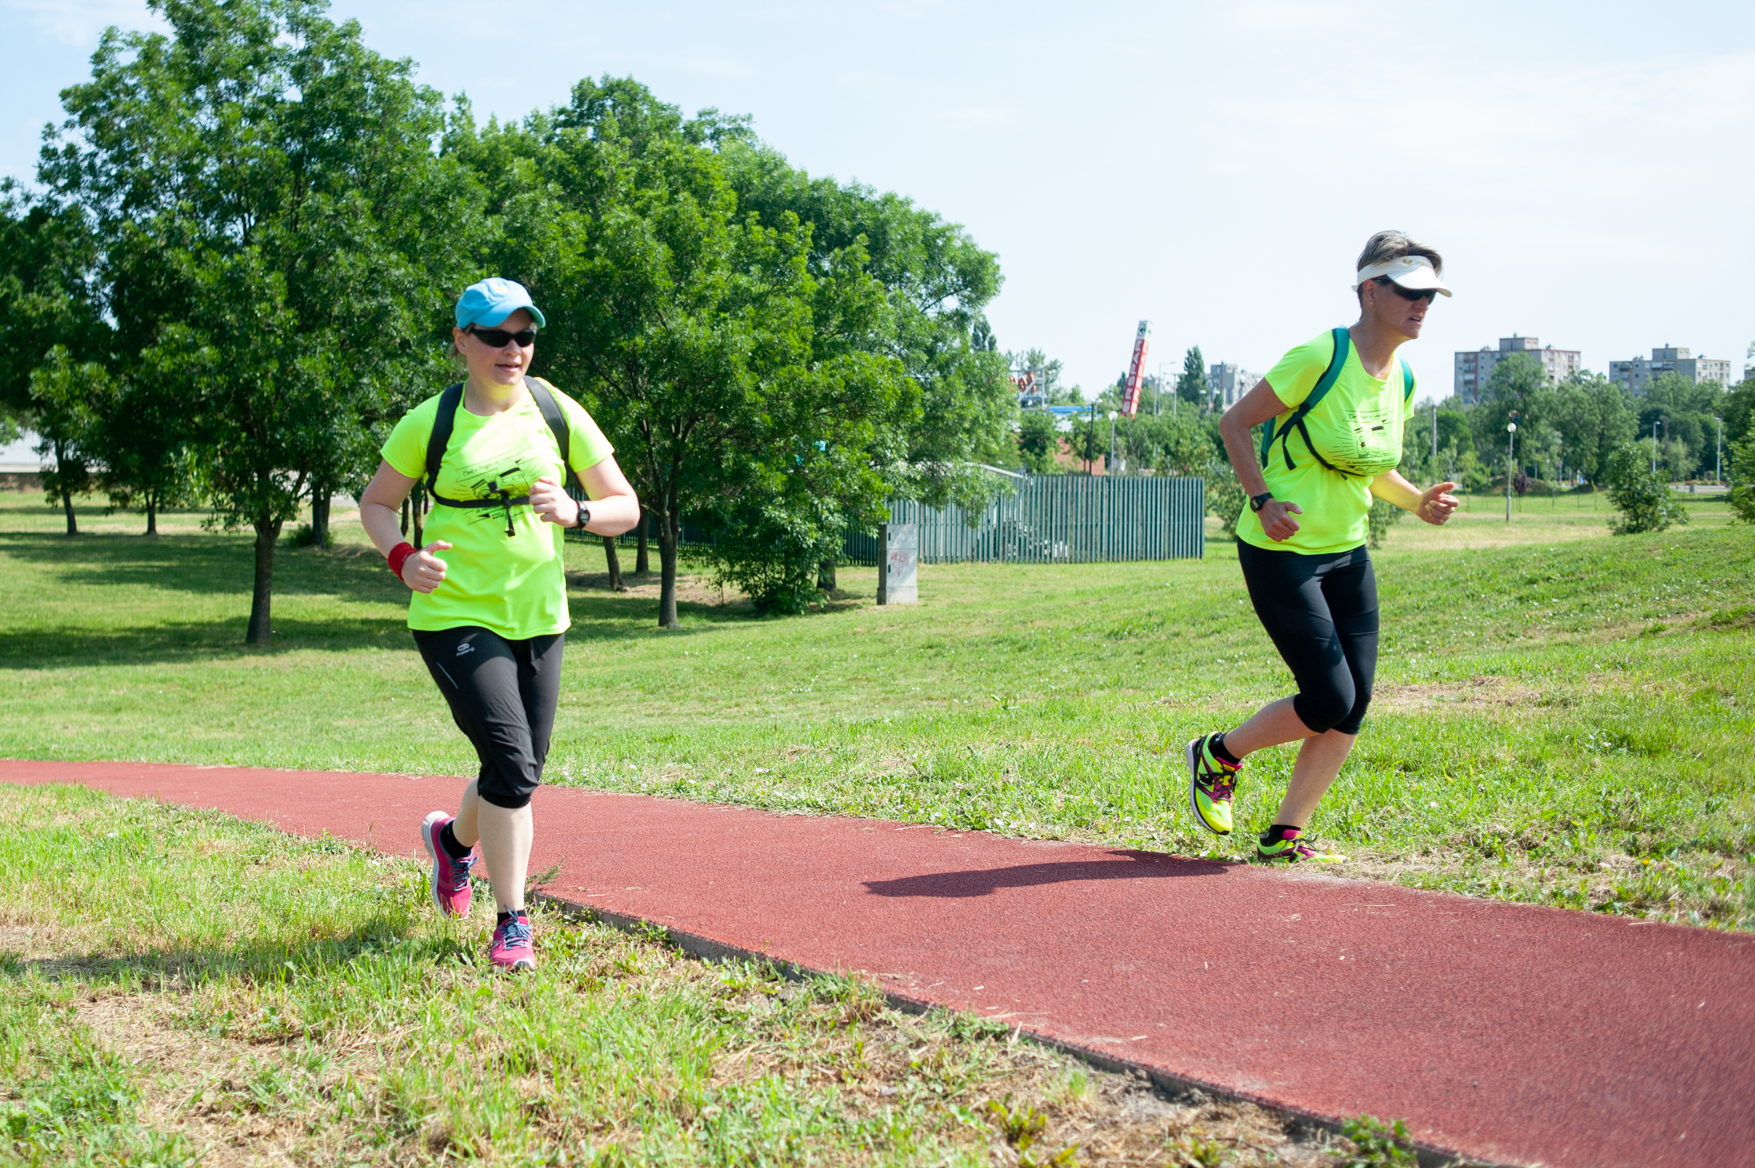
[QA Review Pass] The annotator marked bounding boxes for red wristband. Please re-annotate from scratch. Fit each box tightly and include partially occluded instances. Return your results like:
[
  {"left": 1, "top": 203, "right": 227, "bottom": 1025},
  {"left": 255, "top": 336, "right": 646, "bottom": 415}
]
[{"left": 386, "top": 541, "right": 416, "bottom": 580}]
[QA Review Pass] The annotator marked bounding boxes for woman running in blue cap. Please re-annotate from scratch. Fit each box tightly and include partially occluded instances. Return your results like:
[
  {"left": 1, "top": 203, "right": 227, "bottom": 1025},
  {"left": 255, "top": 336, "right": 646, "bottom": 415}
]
[
  {"left": 360, "top": 277, "right": 639, "bottom": 970},
  {"left": 1186, "top": 232, "right": 1459, "bottom": 862}
]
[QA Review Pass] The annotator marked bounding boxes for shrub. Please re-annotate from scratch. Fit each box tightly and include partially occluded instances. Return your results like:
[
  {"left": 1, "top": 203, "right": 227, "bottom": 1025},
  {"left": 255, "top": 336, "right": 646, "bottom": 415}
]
[
  {"left": 1729, "top": 436, "right": 1755, "bottom": 526},
  {"left": 1367, "top": 496, "right": 1404, "bottom": 548},
  {"left": 1203, "top": 462, "right": 1246, "bottom": 536},
  {"left": 1604, "top": 443, "right": 1687, "bottom": 535}
]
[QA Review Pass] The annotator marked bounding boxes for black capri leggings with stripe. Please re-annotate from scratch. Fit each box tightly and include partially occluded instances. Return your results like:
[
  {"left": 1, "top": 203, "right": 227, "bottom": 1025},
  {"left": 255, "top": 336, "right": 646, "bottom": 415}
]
[
  {"left": 413, "top": 626, "right": 563, "bottom": 809},
  {"left": 1236, "top": 541, "right": 1379, "bottom": 736}
]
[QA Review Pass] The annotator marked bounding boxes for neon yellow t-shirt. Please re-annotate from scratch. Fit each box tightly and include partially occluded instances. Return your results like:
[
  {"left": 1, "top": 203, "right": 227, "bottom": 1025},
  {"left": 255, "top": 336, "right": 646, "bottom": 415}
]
[
  {"left": 381, "top": 378, "right": 614, "bottom": 639},
  {"left": 1235, "top": 331, "right": 1416, "bottom": 556}
]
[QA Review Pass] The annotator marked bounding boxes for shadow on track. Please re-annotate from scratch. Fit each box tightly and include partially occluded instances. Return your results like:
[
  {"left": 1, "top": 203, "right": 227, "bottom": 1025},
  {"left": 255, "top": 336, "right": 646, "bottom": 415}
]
[{"left": 862, "top": 851, "right": 1230, "bottom": 899}]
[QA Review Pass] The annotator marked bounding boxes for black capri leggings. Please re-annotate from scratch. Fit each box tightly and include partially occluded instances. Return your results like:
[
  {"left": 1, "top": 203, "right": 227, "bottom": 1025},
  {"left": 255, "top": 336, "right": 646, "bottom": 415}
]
[
  {"left": 413, "top": 626, "right": 563, "bottom": 809},
  {"left": 1236, "top": 541, "right": 1379, "bottom": 736}
]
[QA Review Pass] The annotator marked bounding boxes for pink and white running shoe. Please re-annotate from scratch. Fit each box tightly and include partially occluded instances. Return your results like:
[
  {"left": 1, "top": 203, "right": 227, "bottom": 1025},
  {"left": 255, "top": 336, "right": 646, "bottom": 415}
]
[
  {"left": 490, "top": 913, "right": 536, "bottom": 972},
  {"left": 420, "top": 810, "right": 474, "bottom": 918}
]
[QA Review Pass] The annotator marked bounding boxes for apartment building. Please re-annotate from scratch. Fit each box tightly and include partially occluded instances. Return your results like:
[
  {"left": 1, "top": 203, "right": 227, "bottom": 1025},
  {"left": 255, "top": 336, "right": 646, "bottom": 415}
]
[
  {"left": 1453, "top": 336, "right": 1580, "bottom": 403},
  {"left": 1207, "top": 362, "right": 1262, "bottom": 409},
  {"left": 1608, "top": 346, "right": 1733, "bottom": 394}
]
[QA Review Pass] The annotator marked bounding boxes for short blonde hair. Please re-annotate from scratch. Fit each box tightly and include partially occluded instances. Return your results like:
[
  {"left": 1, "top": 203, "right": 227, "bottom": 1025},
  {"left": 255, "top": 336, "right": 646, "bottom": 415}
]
[{"left": 1357, "top": 230, "right": 1443, "bottom": 276}]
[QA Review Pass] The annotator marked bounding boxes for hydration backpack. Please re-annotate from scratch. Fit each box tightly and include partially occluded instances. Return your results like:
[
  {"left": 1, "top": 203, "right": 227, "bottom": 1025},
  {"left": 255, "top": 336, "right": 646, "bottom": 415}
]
[
  {"left": 1258, "top": 328, "right": 1414, "bottom": 478},
  {"left": 424, "top": 376, "right": 571, "bottom": 536}
]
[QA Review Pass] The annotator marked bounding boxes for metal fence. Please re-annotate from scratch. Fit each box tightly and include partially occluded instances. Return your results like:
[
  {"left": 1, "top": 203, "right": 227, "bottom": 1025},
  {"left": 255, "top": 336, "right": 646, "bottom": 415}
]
[{"left": 846, "top": 475, "right": 1205, "bottom": 564}]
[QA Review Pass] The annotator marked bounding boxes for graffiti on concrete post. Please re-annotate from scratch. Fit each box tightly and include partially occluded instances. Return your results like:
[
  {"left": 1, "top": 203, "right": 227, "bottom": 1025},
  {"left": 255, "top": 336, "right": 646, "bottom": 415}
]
[{"left": 878, "top": 522, "right": 917, "bottom": 605}]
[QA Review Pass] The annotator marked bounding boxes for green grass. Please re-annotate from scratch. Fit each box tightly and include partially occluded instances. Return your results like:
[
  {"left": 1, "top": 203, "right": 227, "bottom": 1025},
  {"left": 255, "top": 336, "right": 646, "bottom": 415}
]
[
  {"left": 0, "top": 784, "right": 1345, "bottom": 1165},
  {"left": 1, "top": 489, "right": 1752, "bottom": 930}
]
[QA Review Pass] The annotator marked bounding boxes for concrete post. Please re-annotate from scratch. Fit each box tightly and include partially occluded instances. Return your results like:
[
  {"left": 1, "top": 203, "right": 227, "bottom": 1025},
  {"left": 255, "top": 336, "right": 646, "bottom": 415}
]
[{"left": 877, "top": 522, "right": 918, "bottom": 605}]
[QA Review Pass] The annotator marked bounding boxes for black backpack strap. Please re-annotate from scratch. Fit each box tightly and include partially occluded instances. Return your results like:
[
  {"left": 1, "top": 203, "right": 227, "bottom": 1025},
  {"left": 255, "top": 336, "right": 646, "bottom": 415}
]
[
  {"left": 524, "top": 376, "right": 572, "bottom": 474},
  {"left": 1264, "top": 327, "right": 1356, "bottom": 475},
  {"left": 426, "top": 382, "right": 465, "bottom": 497},
  {"left": 1260, "top": 328, "right": 1349, "bottom": 469},
  {"left": 423, "top": 379, "right": 572, "bottom": 535}
]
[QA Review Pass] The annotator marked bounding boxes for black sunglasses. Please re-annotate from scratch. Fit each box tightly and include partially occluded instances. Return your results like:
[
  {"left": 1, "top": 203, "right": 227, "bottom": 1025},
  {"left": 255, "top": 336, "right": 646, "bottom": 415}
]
[
  {"left": 467, "top": 325, "right": 538, "bottom": 348},
  {"left": 1376, "top": 278, "right": 1437, "bottom": 304}
]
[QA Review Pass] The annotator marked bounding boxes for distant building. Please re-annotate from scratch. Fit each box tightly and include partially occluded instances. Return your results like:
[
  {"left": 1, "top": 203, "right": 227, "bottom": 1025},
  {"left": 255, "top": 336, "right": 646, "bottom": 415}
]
[
  {"left": 1609, "top": 346, "right": 1733, "bottom": 394},
  {"left": 1453, "top": 336, "right": 1580, "bottom": 403},
  {"left": 1207, "top": 362, "right": 1261, "bottom": 409}
]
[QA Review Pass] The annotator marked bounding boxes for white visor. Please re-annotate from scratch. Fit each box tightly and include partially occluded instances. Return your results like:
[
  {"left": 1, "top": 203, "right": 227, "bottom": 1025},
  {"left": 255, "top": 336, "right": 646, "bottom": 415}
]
[{"left": 1354, "top": 254, "right": 1452, "bottom": 296}]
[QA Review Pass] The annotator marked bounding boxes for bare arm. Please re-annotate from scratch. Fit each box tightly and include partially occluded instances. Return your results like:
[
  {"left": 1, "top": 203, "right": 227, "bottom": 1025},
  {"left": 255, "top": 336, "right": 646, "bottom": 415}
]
[
  {"left": 359, "top": 460, "right": 452, "bottom": 592},
  {"left": 1219, "top": 379, "right": 1305, "bottom": 541},
  {"left": 527, "top": 452, "right": 640, "bottom": 536},
  {"left": 1218, "top": 378, "right": 1286, "bottom": 498},
  {"left": 1370, "top": 469, "right": 1459, "bottom": 525},
  {"left": 359, "top": 461, "right": 417, "bottom": 555}
]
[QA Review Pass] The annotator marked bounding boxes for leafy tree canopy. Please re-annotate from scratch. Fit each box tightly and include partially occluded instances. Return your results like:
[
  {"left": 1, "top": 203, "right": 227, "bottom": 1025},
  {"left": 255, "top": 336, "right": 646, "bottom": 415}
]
[
  {"left": 455, "top": 77, "right": 1010, "bottom": 621},
  {"left": 42, "top": 0, "right": 483, "bottom": 641}
]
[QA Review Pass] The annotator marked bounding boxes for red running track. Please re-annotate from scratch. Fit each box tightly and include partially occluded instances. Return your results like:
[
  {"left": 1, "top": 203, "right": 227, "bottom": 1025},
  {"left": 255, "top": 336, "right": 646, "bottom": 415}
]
[{"left": 7, "top": 759, "right": 1752, "bottom": 1168}]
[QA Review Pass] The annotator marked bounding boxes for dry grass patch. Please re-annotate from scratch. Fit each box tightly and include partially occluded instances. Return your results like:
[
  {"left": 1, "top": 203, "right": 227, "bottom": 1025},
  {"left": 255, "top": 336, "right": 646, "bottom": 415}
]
[{"left": 1370, "top": 674, "right": 1543, "bottom": 716}]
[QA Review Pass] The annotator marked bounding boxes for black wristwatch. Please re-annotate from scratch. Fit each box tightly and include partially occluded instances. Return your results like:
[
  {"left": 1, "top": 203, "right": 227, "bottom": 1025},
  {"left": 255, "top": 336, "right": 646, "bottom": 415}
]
[
  {"left": 1249, "top": 491, "right": 1275, "bottom": 512},
  {"left": 572, "top": 503, "right": 591, "bottom": 530}
]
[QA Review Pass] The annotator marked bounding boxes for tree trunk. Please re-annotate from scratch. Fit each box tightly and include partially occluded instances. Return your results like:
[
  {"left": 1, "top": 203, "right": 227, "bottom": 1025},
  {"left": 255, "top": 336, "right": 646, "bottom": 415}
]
[
  {"left": 603, "top": 536, "right": 627, "bottom": 591},
  {"left": 657, "top": 508, "right": 680, "bottom": 628},
  {"left": 411, "top": 485, "right": 424, "bottom": 549},
  {"left": 311, "top": 490, "right": 330, "bottom": 549},
  {"left": 400, "top": 496, "right": 410, "bottom": 538},
  {"left": 817, "top": 558, "right": 837, "bottom": 592},
  {"left": 55, "top": 441, "right": 77, "bottom": 537},
  {"left": 635, "top": 511, "right": 650, "bottom": 574},
  {"left": 145, "top": 491, "right": 158, "bottom": 536},
  {"left": 246, "top": 519, "right": 282, "bottom": 646}
]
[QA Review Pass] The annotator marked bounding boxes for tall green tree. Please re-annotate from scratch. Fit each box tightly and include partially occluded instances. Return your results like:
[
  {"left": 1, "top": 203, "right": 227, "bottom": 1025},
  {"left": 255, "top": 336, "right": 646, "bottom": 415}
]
[
  {"left": 1114, "top": 411, "right": 1210, "bottom": 476},
  {"left": 44, "top": 0, "right": 480, "bottom": 643},
  {"left": 724, "top": 141, "right": 1012, "bottom": 513},
  {"left": 461, "top": 79, "right": 916, "bottom": 624},
  {"left": 26, "top": 348, "right": 105, "bottom": 534},
  {"left": 1016, "top": 410, "right": 1063, "bottom": 474},
  {"left": 1176, "top": 345, "right": 1206, "bottom": 408},
  {"left": 0, "top": 184, "right": 110, "bottom": 532},
  {"left": 1638, "top": 372, "right": 1724, "bottom": 480},
  {"left": 462, "top": 79, "right": 1007, "bottom": 622},
  {"left": 1548, "top": 372, "right": 1636, "bottom": 484},
  {"left": 1723, "top": 374, "right": 1754, "bottom": 450},
  {"left": 1471, "top": 354, "right": 1552, "bottom": 473}
]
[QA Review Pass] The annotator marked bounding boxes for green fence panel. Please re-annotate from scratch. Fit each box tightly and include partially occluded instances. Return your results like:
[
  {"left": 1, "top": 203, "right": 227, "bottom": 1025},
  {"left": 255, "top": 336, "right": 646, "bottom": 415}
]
[{"left": 846, "top": 475, "right": 1205, "bottom": 564}]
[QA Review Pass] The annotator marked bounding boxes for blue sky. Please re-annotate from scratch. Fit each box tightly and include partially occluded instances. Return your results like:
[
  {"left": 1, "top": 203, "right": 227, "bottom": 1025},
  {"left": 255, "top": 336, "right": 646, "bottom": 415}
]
[{"left": 3, "top": 0, "right": 1752, "bottom": 403}]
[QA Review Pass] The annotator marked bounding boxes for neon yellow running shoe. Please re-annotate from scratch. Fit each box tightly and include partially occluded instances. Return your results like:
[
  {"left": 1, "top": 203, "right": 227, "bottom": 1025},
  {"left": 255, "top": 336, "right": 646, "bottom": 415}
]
[
  {"left": 1186, "top": 733, "right": 1240, "bottom": 835},
  {"left": 1254, "top": 828, "right": 1345, "bottom": 864}
]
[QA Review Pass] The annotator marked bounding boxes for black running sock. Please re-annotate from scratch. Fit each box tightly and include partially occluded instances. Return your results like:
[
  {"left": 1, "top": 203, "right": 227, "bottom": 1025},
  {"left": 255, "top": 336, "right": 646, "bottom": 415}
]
[
  {"left": 496, "top": 909, "right": 528, "bottom": 926},
  {"left": 1260, "top": 823, "right": 1302, "bottom": 846},
  {"left": 437, "top": 821, "right": 471, "bottom": 860},
  {"left": 1209, "top": 733, "right": 1243, "bottom": 766}
]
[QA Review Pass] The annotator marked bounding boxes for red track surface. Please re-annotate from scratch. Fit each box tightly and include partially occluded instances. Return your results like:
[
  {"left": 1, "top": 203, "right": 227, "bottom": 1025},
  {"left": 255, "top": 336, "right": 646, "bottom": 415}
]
[{"left": 7, "top": 759, "right": 1753, "bottom": 1168}]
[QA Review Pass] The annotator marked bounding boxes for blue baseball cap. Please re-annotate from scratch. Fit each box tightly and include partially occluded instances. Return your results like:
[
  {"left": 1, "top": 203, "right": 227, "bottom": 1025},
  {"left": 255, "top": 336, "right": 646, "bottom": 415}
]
[{"left": 454, "top": 277, "right": 547, "bottom": 330}]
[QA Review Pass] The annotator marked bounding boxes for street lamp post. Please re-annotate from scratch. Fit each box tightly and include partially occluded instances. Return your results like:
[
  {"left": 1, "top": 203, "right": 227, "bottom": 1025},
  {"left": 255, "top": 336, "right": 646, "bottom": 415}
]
[
  {"left": 1506, "top": 421, "right": 1517, "bottom": 523},
  {"left": 1713, "top": 416, "right": 1723, "bottom": 485},
  {"left": 1108, "top": 411, "right": 1118, "bottom": 475}
]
